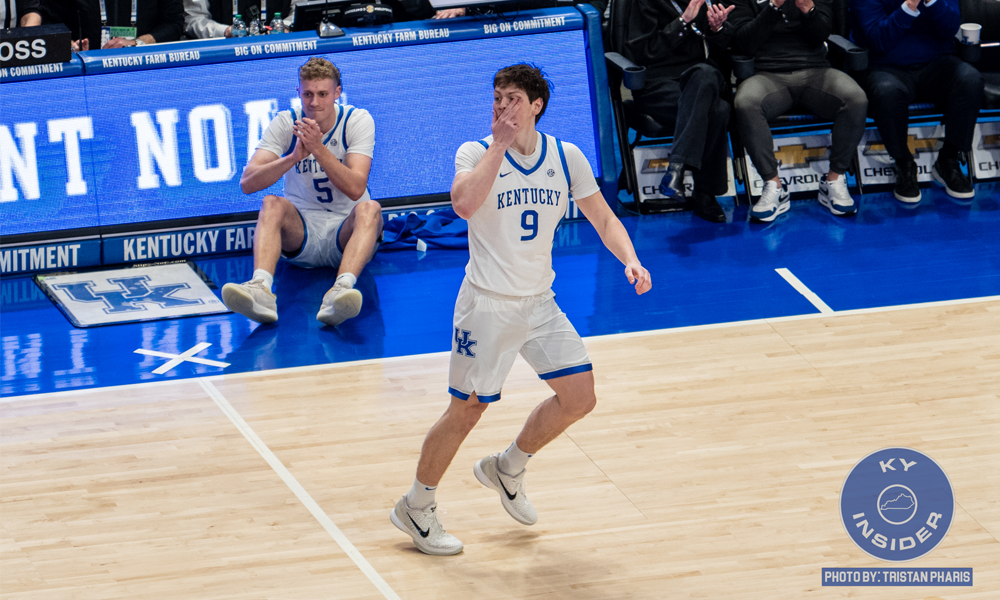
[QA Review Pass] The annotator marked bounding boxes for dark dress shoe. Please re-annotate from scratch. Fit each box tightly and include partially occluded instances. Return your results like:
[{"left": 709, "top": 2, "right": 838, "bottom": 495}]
[
  {"left": 893, "top": 160, "right": 921, "bottom": 203},
  {"left": 932, "top": 154, "right": 974, "bottom": 199},
  {"left": 641, "top": 197, "right": 681, "bottom": 214},
  {"left": 659, "top": 162, "right": 686, "bottom": 197},
  {"left": 692, "top": 191, "right": 726, "bottom": 223}
]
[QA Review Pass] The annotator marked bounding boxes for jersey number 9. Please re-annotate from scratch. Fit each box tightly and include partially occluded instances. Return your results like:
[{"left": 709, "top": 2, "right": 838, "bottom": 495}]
[{"left": 520, "top": 210, "right": 538, "bottom": 241}]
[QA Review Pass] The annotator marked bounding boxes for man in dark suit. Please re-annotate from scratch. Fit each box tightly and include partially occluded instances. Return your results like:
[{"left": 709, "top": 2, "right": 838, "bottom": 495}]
[
  {"left": 2, "top": 0, "right": 43, "bottom": 27},
  {"left": 624, "top": 0, "right": 736, "bottom": 223},
  {"left": 41, "top": 0, "right": 183, "bottom": 50}
]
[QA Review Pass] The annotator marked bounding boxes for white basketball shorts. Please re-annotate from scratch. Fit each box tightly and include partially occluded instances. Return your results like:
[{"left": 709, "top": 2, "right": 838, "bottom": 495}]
[
  {"left": 282, "top": 207, "right": 348, "bottom": 269},
  {"left": 448, "top": 278, "right": 592, "bottom": 403}
]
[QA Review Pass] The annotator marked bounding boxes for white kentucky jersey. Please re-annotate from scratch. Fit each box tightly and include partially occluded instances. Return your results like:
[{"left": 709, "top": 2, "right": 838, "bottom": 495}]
[
  {"left": 256, "top": 104, "right": 375, "bottom": 219},
  {"left": 456, "top": 131, "right": 600, "bottom": 297}
]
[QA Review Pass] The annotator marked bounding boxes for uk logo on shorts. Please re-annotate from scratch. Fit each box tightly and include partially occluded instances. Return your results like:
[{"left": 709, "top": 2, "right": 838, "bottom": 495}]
[
  {"left": 454, "top": 328, "right": 477, "bottom": 358},
  {"left": 840, "top": 448, "right": 954, "bottom": 562}
]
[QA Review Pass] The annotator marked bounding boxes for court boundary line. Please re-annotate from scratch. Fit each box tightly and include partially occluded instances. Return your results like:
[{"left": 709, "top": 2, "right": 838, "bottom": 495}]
[
  {"left": 198, "top": 378, "right": 401, "bottom": 600},
  {"left": 4, "top": 294, "right": 998, "bottom": 403},
  {"left": 585, "top": 294, "right": 1000, "bottom": 344},
  {"left": 186, "top": 293, "right": 1000, "bottom": 377}
]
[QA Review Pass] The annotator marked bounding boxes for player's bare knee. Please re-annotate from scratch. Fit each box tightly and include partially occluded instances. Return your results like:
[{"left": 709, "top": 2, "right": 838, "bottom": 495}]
[
  {"left": 559, "top": 392, "right": 596, "bottom": 420},
  {"left": 576, "top": 396, "right": 597, "bottom": 419},
  {"left": 463, "top": 408, "right": 487, "bottom": 430},
  {"left": 451, "top": 397, "right": 488, "bottom": 429},
  {"left": 261, "top": 194, "right": 283, "bottom": 210},
  {"left": 468, "top": 397, "right": 490, "bottom": 416},
  {"left": 356, "top": 200, "right": 383, "bottom": 230},
  {"left": 259, "top": 195, "right": 288, "bottom": 223}
]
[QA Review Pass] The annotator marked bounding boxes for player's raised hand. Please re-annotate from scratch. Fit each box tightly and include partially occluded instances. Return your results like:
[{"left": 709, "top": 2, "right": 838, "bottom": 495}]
[
  {"left": 293, "top": 117, "right": 324, "bottom": 157},
  {"left": 624, "top": 262, "right": 651, "bottom": 295},
  {"left": 290, "top": 129, "right": 310, "bottom": 162},
  {"left": 491, "top": 97, "right": 521, "bottom": 150}
]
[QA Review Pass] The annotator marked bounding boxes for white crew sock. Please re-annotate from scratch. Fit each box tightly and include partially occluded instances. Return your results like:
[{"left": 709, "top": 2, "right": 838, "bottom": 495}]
[
  {"left": 335, "top": 273, "right": 357, "bottom": 289},
  {"left": 405, "top": 477, "right": 437, "bottom": 510},
  {"left": 498, "top": 440, "right": 533, "bottom": 475},
  {"left": 253, "top": 269, "right": 274, "bottom": 292}
]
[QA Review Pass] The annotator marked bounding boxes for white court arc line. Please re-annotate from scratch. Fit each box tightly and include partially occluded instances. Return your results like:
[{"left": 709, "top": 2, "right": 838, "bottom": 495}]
[
  {"left": 5, "top": 294, "right": 999, "bottom": 403},
  {"left": 775, "top": 268, "right": 834, "bottom": 314},
  {"left": 197, "top": 378, "right": 401, "bottom": 600}
]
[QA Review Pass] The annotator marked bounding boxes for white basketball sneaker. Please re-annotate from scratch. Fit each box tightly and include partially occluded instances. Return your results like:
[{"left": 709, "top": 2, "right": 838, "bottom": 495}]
[
  {"left": 316, "top": 282, "right": 362, "bottom": 327},
  {"left": 221, "top": 278, "right": 277, "bottom": 324},
  {"left": 474, "top": 453, "right": 538, "bottom": 526},
  {"left": 390, "top": 497, "right": 464, "bottom": 556}
]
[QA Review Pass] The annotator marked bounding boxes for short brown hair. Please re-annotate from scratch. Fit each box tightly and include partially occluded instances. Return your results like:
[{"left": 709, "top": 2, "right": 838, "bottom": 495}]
[
  {"left": 299, "top": 57, "right": 341, "bottom": 87},
  {"left": 494, "top": 63, "right": 552, "bottom": 123}
]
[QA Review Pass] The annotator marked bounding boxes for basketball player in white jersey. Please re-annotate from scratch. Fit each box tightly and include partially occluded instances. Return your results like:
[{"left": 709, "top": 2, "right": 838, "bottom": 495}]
[
  {"left": 391, "top": 64, "right": 652, "bottom": 555},
  {"left": 222, "top": 57, "right": 382, "bottom": 327}
]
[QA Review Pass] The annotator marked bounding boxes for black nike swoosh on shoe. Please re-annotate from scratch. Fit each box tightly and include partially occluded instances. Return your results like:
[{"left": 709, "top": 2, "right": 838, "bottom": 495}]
[
  {"left": 408, "top": 515, "right": 430, "bottom": 538},
  {"left": 498, "top": 476, "right": 517, "bottom": 501}
]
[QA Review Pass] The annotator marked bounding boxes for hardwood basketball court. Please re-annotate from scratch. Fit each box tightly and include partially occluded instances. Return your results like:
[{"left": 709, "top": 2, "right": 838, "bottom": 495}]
[{"left": 3, "top": 299, "right": 998, "bottom": 599}]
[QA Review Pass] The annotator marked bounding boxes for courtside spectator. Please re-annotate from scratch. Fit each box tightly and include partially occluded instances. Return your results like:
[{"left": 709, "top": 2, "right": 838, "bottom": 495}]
[
  {"left": 624, "top": 0, "right": 735, "bottom": 222},
  {"left": 2, "top": 0, "right": 42, "bottom": 27},
  {"left": 727, "top": 0, "right": 868, "bottom": 222},
  {"left": 184, "top": 0, "right": 300, "bottom": 39},
  {"left": 434, "top": 0, "right": 607, "bottom": 19},
  {"left": 41, "top": 0, "right": 183, "bottom": 51},
  {"left": 850, "top": 0, "right": 984, "bottom": 202}
]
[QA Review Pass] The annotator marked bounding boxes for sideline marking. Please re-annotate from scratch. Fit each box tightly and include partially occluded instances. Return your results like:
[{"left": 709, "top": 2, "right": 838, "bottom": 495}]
[
  {"left": 775, "top": 268, "right": 834, "bottom": 314},
  {"left": 197, "top": 378, "right": 401, "bottom": 600},
  {"left": 6, "top": 295, "right": 999, "bottom": 402},
  {"left": 135, "top": 342, "right": 230, "bottom": 374}
]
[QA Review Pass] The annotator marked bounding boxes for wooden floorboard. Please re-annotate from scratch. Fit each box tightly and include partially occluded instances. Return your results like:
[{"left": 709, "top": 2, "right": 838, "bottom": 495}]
[
  {"left": 3, "top": 301, "right": 998, "bottom": 599},
  {"left": 0, "top": 382, "right": 387, "bottom": 600}
]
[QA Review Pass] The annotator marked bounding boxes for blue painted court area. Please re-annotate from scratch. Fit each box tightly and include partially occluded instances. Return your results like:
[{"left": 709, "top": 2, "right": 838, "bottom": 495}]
[{"left": 3, "top": 184, "right": 999, "bottom": 397}]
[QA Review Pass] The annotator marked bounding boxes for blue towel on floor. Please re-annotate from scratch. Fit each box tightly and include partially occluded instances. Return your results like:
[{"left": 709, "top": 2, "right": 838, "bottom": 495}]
[{"left": 381, "top": 209, "right": 469, "bottom": 250}]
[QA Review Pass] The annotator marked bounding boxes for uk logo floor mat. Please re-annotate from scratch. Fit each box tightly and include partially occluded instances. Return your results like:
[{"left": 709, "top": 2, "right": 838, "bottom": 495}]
[{"left": 34, "top": 261, "right": 228, "bottom": 327}]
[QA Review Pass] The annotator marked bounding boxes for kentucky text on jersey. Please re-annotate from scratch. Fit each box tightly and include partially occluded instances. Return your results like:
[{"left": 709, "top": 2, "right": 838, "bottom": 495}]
[
  {"left": 497, "top": 188, "right": 561, "bottom": 210},
  {"left": 294, "top": 158, "right": 326, "bottom": 174}
]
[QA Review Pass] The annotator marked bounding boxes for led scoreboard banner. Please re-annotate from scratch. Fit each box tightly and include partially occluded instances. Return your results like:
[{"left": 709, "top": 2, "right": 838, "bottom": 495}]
[{"left": 0, "top": 6, "right": 615, "bottom": 274}]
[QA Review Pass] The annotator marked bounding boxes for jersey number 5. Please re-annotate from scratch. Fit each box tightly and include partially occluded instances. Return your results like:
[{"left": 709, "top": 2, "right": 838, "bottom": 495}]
[
  {"left": 314, "top": 178, "right": 334, "bottom": 203},
  {"left": 520, "top": 210, "right": 538, "bottom": 241}
]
